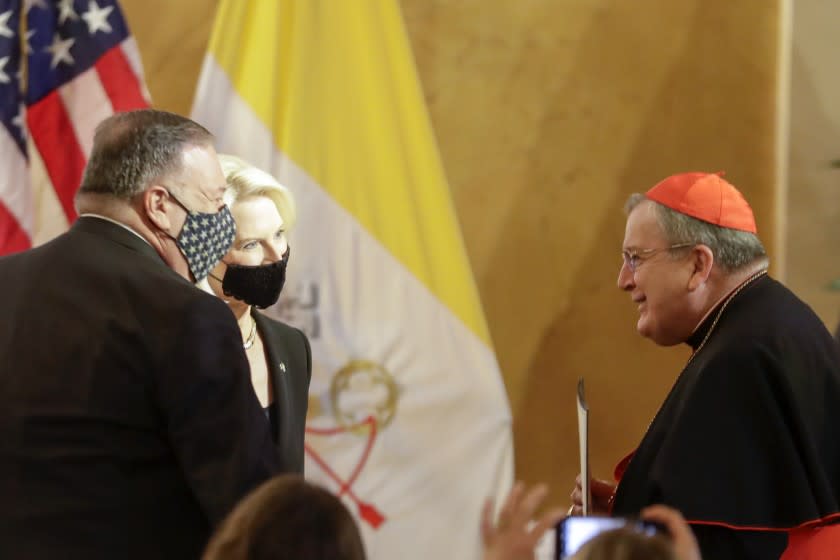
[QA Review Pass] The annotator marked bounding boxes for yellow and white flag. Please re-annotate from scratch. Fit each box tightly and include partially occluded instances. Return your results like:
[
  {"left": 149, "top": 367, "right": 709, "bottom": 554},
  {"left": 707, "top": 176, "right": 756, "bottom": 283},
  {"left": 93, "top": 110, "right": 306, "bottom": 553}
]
[{"left": 192, "top": 2, "right": 513, "bottom": 557}]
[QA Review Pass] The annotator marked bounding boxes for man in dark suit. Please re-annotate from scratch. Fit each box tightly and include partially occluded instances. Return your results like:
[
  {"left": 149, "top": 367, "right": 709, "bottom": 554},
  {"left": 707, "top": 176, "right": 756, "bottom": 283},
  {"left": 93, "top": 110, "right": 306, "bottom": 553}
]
[{"left": 0, "top": 109, "right": 279, "bottom": 559}]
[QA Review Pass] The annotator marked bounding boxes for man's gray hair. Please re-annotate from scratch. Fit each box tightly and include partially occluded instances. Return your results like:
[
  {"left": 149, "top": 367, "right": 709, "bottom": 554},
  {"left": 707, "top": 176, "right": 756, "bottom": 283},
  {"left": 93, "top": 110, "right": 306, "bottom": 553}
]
[
  {"left": 78, "top": 109, "right": 213, "bottom": 199},
  {"left": 625, "top": 193, "right": 767, "bottom": 271}
]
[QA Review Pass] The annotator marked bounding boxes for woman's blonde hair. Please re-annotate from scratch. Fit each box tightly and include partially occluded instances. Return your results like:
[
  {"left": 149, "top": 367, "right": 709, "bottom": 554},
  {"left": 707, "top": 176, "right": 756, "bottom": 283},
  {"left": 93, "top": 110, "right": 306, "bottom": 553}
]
[{"left": 218, "top": 154, "right": 297, "bottom": 229}]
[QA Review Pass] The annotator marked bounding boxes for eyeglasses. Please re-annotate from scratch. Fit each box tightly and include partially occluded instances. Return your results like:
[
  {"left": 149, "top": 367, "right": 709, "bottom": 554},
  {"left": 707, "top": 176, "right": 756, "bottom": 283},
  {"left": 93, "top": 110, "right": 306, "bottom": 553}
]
[
  {"left": 165, "top": 188, "right": 227, "bottom": 215},
  {"left": 621, "top": 243, "right": 694, "bottom": 272}
]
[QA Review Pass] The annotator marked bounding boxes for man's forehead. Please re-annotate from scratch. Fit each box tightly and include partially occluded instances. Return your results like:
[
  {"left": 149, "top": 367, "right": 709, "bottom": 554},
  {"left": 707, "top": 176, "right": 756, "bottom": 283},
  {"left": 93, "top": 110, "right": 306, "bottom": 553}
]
[
  {"left": 624, "top": 202, "right": 665, "bottom": 245},
  {"left": 178, "top": 145, "right": 226, "bottom": 204}
]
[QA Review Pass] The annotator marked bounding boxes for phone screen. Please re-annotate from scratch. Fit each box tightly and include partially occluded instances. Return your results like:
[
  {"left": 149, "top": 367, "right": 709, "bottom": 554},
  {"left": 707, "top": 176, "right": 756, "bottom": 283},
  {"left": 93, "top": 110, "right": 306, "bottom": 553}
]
[{"left": 554, "top": 516, "right": 665, "bottom": 559}]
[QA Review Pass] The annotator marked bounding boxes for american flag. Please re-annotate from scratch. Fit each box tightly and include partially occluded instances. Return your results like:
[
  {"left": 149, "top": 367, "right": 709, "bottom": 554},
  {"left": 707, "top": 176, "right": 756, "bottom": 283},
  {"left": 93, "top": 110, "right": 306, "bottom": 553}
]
[{"left": 0, "top": 0, "right": 149, "bottom": 255}]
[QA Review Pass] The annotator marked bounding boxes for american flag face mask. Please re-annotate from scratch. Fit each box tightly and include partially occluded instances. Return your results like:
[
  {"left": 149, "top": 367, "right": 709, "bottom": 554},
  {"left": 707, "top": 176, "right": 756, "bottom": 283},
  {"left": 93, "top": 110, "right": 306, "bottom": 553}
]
[{"left": 166, "top": 191, "right": 236, "bottom": 282}]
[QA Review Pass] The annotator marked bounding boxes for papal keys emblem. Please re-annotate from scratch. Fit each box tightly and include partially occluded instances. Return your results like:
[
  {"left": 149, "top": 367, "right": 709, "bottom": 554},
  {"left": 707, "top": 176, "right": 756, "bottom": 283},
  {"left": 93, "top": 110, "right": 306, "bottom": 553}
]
[{"left": 305, "top": 359, "right": 400, "bottom": 529}]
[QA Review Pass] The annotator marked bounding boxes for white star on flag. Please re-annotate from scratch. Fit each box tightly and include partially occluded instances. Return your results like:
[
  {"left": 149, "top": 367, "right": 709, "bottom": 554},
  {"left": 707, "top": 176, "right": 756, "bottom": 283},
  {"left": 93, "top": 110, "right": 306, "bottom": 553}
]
[
  {"left": 0, "top": 10, "right": 14, "bottom": 38},
  {"left": 58, "top": 0, "right": 79, "bottom": 24},
  {"left": 24, "top": 0, "right": 48, "bottom": 13},
  {"left": 11, "top": 104, "right": 26, "bottom": 137},
  {"left": 82, "top": 1, "right": 114, "bottom": 35},
  {"left": 23, "top": 29, "right": 36, "bottom": 55},
  {"left": 0, "top": 57, "right": 9, "bottom": 84},
  {"left": 46, "top": 34, "right": 75, "bottom": 69}
]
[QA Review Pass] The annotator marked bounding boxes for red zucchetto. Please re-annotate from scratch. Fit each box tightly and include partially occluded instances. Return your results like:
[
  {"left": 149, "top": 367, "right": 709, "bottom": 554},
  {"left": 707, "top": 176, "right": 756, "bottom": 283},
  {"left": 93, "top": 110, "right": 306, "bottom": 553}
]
[{"left": 645, "top": 172, "right": 757, "bottom": 234}]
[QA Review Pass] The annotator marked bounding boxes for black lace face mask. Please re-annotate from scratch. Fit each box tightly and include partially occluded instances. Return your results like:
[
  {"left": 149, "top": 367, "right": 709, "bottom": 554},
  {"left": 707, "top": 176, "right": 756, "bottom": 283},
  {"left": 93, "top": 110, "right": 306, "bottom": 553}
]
[{"left": 216, "top": 246, "right": 290, "bottom": 309}]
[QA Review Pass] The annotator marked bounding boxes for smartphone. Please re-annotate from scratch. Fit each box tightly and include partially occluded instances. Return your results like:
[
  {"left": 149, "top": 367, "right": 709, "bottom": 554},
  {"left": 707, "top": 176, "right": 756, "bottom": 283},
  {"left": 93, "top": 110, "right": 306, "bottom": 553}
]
[{"left": 554, "top": 516, "right": 667, "bottom": 559}]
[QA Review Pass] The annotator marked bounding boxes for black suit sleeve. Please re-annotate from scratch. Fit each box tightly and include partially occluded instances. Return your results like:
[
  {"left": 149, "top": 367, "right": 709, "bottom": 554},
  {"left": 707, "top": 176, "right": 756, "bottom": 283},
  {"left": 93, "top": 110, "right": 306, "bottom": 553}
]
[{"left": 156, "top": 296, "right": 279, "bottom": 525}]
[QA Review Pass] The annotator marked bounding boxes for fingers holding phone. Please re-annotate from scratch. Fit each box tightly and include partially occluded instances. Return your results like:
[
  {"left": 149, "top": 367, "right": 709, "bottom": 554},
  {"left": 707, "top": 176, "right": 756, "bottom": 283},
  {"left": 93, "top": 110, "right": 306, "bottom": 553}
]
[{"left": 641, "top": 505, "right": 702, "bottom": 560}]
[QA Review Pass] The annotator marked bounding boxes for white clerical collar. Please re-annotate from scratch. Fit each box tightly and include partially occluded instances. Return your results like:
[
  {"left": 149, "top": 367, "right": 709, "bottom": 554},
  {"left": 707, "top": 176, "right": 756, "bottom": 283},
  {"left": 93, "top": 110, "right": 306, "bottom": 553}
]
[{"left": 79, "top": 214, "right": 152, "bottom": 247}]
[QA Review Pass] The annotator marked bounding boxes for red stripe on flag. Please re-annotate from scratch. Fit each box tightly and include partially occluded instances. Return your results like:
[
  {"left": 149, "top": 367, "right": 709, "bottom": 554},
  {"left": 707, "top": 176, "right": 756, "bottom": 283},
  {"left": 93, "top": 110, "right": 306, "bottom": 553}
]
[
  {"left": 0, "top": 201, "right": 32, "bottom": 255},
  {"left": 95, "top": 45, "right": 149, "bottom": 111},
  {"left": 27, "top": 93, "right": 86, "bottom": 223}
]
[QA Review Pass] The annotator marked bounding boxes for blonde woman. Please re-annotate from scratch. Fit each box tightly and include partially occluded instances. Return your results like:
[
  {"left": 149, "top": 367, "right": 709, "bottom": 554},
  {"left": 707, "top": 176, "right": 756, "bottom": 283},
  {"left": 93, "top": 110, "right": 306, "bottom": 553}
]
[{"left": 204, "top": 154, "right": 311, "bottom": 473}]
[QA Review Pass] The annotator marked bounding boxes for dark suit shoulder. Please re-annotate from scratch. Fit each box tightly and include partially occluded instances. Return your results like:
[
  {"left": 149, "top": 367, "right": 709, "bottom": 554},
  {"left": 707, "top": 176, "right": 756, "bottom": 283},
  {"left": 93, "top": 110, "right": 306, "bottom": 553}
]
[
  {"left": 256, "top": 312, "right": 310, "bottom": 361},
  {"left": 255, "top": 312, "right": 306, "bottom": 340},
  {"left": 253, "top": 311, "right": 312, "bottom": 381},
  {"left": 0, "top": 220, "right": 236, "bottom": 364}
]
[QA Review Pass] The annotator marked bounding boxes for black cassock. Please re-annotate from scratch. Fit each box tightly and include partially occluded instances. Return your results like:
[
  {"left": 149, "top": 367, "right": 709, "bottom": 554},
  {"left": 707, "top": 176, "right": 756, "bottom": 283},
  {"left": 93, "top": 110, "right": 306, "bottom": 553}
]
[{"left": 612, "top": 274, "right": 840, "bottom": 560}]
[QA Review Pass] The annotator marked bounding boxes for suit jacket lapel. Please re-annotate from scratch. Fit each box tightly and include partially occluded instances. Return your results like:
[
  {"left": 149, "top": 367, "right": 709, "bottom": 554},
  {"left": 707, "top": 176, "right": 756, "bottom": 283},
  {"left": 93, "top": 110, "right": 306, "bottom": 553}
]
[{"left": 253, "top": 311, "right": 289, "bottom": 444}]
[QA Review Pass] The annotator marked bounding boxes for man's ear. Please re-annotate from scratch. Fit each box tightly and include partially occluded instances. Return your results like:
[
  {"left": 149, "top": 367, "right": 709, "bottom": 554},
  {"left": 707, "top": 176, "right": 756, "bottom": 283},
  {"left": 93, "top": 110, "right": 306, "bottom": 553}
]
[
  {"left": 144, "top": 185, "right": 173, "bottom": 232},
  {"left": 687, "top": 245, "right": 714, "bottom": 291}
]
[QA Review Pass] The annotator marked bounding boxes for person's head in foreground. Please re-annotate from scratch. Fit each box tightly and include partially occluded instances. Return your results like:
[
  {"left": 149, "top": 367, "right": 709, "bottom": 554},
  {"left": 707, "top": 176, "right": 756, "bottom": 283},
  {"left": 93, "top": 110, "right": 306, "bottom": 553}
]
[
  {"left": 203, "top": 475, "right": 366, "bottom": 560},
  {"left": 571, "top": 505, "right": 702, "bottom": 560},
  {"left": 618, "top": 172, "right": 767, "bottom": 346},
  {"left": 571, "top": 527, "right": 674, "bottom": 560},
  {"left": 205, "top": 154, "right": 297, "bottom": 310}
]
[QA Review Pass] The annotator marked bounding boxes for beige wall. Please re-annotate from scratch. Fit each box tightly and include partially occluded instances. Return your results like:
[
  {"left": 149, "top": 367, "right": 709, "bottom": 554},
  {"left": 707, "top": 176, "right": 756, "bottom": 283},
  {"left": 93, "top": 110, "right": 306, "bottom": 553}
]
[
  {"left": 122, "top": 0, "right": 780, "bottom": 507},
  {"left": 787, "top": 0, "right": 840, "bottom": 333}
]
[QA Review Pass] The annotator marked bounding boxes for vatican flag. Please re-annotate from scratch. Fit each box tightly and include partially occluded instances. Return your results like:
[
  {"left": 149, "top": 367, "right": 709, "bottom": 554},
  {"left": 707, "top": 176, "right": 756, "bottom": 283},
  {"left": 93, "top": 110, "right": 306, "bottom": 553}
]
[{"left": 192, "top": 2, "right": 513, "bottom": 557}]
